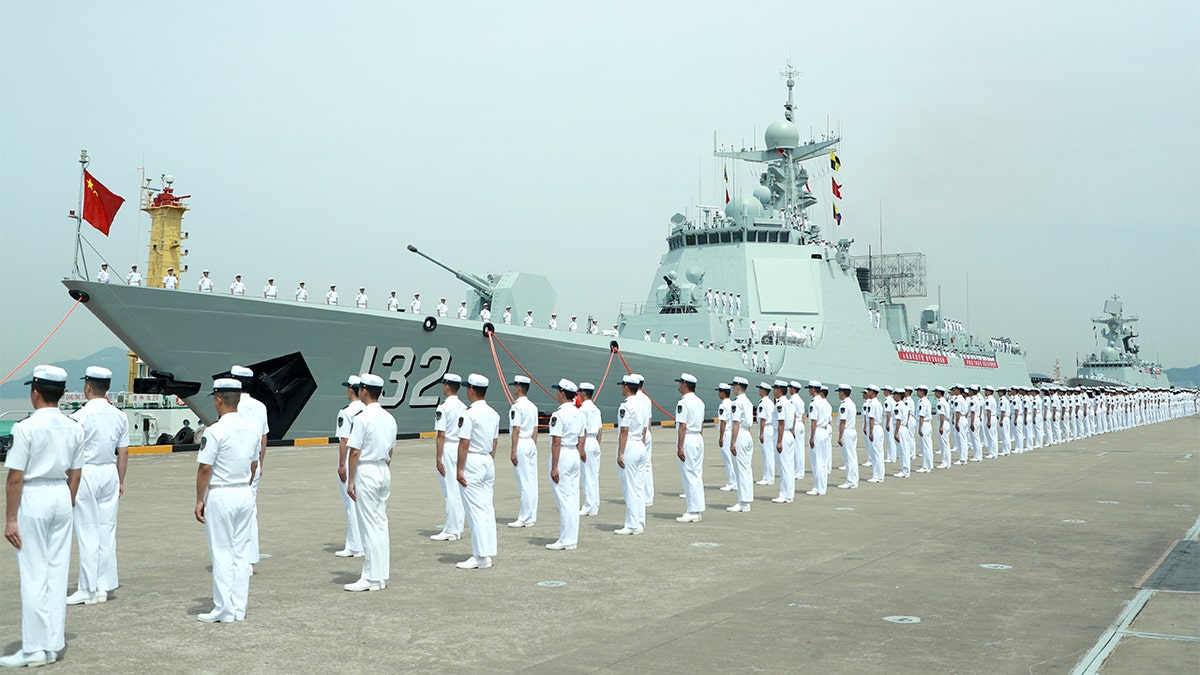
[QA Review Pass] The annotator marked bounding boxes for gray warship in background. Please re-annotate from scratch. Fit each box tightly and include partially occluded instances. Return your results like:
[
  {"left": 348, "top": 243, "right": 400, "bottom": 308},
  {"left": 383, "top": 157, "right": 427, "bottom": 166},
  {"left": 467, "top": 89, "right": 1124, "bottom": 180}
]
[
  {"left": 62, "top": 72, "right": 1030, "bottom": 439},
  {"left": 1068, "top": 296, "right": 1170, "bottom": 388}
]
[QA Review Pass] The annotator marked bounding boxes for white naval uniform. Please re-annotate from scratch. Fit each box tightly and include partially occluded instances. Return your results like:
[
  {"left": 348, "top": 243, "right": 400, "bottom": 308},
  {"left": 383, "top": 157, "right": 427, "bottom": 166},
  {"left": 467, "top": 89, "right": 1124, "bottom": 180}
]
[
  {"left": 198, "top": 276, "right": 214, "bottom": 293},
  {"left": 436, "top": 302, "right": 447, "bottom": 317},
  {"left": 984, "top": 394, "right": 998, "bottom": 458},
  {"left": 864, "top": 398, "right": 885, "bottom": 481},
  {"left": 716, "top": 398, "right": 735, "bottom": 488},
  {"left": 293, "top": 286, "right": 307, "bottom": 301},
  {"left": 163, "top": 274, "right": 178, "bottom": 289},
  {"left": 263, "top": 284, "right": 278, "bottom": 299},
  {"left": 636, "top": 389, "right": 655, "bottom": 504},
  {"left": 97, "top": 268, "right": 110, "bottom": 283},
  {"left": 6, "top": 408, "right": 84, "bottom": 655},
  {"left": 355, "top": 292, "right": 368, "bottom": 308},
  {"left": 838, "top": 398, "right": 859, "bottom": 487},
  {"left": 230, "top": 280, "right": 246, "bottom": 295},
  {"left": 774, "top": 396, "right": 796, "bottom": 500},
  {"left": 579, "top": 399, "right": 602, "bottom": 516},
  {"left": 347, "top": 402, "right": 397, "bottom": 583},
  {"left": 509, "top": 396, "right": 539, "bottom": 524},
  {"left": 893, "top": 399, "right": 913, "bottom": 476},
  {"left": 883, "top": 398, "right": 897, "bottom": 462},
  {"left": 198, "top": 412, "right": 257, "bottom": 622},
  {"left": 935, "top": 398, "right": 953, "bottom": 468},
  {"left": 458, "top": 399, "right": 500, "bottom": 561},
  {"left": 790, "top": 392, "right": 807, "bottom": 478},
  {"left": 676, "top": 391, "right": 706, "bottom": 514},
  {"left": 435, "top": 396, "right": 467, "bottom": 536},
  {"left": 335, "top": 400, "right": 365, "bottom": 554},
  {"left": 548, "top": 402, "right": 583, "bottom": 547},
  {"left": 458, "top": 305, "right": 469, "bottom": 319},
  {"left": 954, "top": 395, "right": 970, "bottom": 462},
  {"left": 905, "top": 396, "right": 917, "bottom": 460},
  {"left": 1011, "top": 395, "right": 1025, "bottom": 452},
  {"left": 809, "top": 396, "right": 833, "bottom": 494},
  {"left": 523, "top": 314, "right": 534, "bottom": 327},
  {"left": 126, "top": 271, "right": 142, "bottom": 286},
  {"left": 70, "top": 397, "right": 129, "bottom": 595},
  {"left": 730, "top": 393, "right": 755, "bottom": 506},
  {"left": 326, "top": 290, "right": 339, "bottom": 305},
  {"left": 998, "top": 396, "right": 1012, "bottom": 455},
  {"left": 238, "top": 393, "right": 269, "bottom": 565},
  {"left": 617, "top": 396, "right": 649, "bottom": 530},
  {"left": 386, "top": 295, "right": 400, "bottom": 311},
  {"left": 1034, "top": 395, "right": 1046, "bottom": 447},
  {"left": 502, "top": 310, "right": 511, "bottom": 324},
  {"left": 757, "top": 395, "right": 776, "bottom": 483},
  {"left": 415, "top": 299, "right": 425, "bottom": 314},
  {"left": 916, "top": 396, "right": 933, "bottom": 471}
]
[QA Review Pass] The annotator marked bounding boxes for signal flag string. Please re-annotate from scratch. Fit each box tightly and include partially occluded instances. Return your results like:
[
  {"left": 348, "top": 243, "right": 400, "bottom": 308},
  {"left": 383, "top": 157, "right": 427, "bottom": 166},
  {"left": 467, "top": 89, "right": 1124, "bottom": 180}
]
[{"left": 0, "top": 296, "right": 84, "bottom": 386}]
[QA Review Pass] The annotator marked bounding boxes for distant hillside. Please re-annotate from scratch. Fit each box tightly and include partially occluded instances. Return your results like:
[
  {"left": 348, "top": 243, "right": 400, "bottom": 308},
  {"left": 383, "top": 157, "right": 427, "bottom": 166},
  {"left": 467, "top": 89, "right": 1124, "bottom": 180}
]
[
  {"left": 0, "top": 346, "right": 128, "bottom": 397},
  {"left": 1165, "top": 365, "right": 1199, "bottom": 388}
]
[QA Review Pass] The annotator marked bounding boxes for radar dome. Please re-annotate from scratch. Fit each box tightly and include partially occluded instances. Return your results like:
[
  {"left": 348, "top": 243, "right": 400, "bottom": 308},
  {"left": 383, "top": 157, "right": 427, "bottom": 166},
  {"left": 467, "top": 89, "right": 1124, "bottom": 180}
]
[
  {"left": 724, "top": 195, "right": 764, "bottom": 226},
  {"left": 752, "top": 185, "right": 772, "bottom": 206},
  {"left": 685, "top": 265, "right": 704, "bottom": 284},
  {"left": 1100, "top": 346, "right": 1118, "bottom": 362},
  {"left": 764, "top": 120, "right": 799, "bottom": 150}
]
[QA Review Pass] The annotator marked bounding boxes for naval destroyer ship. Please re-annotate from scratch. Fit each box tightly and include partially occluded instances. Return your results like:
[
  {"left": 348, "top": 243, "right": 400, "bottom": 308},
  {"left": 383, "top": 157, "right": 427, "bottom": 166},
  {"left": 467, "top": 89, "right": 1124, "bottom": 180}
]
[
  {"left": 1068, "top": 296, "right": 1170, "bottom": 388},
  {"left": 62, "top": 73, "right": 1030, "bottom": 439}
]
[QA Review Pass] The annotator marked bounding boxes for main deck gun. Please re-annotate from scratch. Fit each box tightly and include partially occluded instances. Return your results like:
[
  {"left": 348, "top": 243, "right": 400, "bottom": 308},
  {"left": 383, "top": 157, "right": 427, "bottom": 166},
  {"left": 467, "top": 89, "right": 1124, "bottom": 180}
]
[
  {"left": 407, "top": 244, "right": 494, "bottom": 303},
  {"left": 406, "top": 244, "right": 557, "bottom": 321}
]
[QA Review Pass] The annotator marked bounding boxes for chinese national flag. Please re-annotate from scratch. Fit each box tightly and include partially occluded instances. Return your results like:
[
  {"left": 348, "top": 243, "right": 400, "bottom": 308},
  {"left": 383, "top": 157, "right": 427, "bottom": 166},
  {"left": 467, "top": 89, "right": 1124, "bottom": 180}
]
[
  {"left": 831, "top": 177, "right": 843, "bottom": 199},
  {"left": 82, "top": 171, "right": 124, "bottom": 236}
]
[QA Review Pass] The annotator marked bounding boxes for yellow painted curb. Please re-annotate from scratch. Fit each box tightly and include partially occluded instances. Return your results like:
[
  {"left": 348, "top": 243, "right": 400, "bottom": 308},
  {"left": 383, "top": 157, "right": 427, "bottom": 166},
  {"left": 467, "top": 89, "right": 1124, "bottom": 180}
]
[
  {"left": 129, "top": 445, "right": 173, "bottom": 455},
  {"left": 419, "top": 431, "right": 437, "bottom": 439},
  {"left": 294, "top": 437, "right": 328, "bottom": 447}
]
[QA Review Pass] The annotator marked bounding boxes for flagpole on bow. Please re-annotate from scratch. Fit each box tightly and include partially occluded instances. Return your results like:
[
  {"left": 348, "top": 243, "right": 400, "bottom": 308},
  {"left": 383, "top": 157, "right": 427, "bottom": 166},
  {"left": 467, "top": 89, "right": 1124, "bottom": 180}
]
[{"left": 70, "top": 149, "right": 90, "bottom": 280}]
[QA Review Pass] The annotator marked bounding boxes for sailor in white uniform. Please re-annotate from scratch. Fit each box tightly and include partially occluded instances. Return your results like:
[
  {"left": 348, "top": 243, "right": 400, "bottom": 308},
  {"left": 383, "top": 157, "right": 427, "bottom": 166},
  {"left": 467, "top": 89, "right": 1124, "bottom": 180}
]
[
  {"left": 67, "top": 366, "right": 129, "bottom": 606},
  {"left": 480, "top": 304, "right": 492, "bottom": 322},
  {"left": 568, "top": 316, "right": 578, "bottom": 332},
  {"left": 914, "top": 385, "right": 933, "bottom": 472},
  {"left": 198, "top": 270, "right": 214, "bottom": 293},
  {"left": 952, "top": 385, "right": 970, "bottom": 464},
  {"left": 547, "top": 313, "right": 558, "bottom": 330},
  {"left": 806, "top": 382, "right": 833, "bottom": 495},
  {"left": 836, "top": 384, "right": 859, "bottom": 487},
  {"left": 431, "top": 374, "right": 466, "bottom": 541},
  {"left": 230, "top": 274, "right": 246, "bottom": 296},
  {"left": 863, "top": 385, "right": 886, "bottom": 482},
  {"left": 983, "top": 386, "right": 999, "bottom": 459},
  {"left": 333, "top": 376, "right": 364, "bottom": 558},
  {"left": 414, "top": 294, "right": 426, "bottom": 315},
  {"left": 96, "top": 263, "right": 110, "bottom": 283},
  {"left": 726, "top": 377, "right": 755, "bottom": 512},
  {"left": 230, "top": 365, "right": 269, "bottom": 568},
  {"left": 506, "top": 376, "right": 538, "bottom": 528},
  {"left": 714, "top": 383, "right": 735, "bottom": 491},
  {"left": 355, "top": 287, "right": 368, "bottom": 309},
  {"left": 934, "top": 387, "right": 953, "bottom": 469},
  {"left": 789, "top": 381, "right": 807, "bottom": 479},
  {"left": 293, "top": 281, "right": 307, "bottom": 302},
  {"left": 674, "top": 373, "right": 706, "bottom": 521},
  {"left": 1, "top": 366, "right": 83, "bottom": 668},
  {"left": 456, "top": 302, "right": 468, "bottom": 319},
  {"left": 194, "top": 378, "right": 258, "bottom": 620},
  {"left": 125, "top": 265, "right": 142, "bottom": 286},
  {"left": 502, "top": 306, "right": 512, "bottom": 324},
  {"left": 326, "top": 285, "right": 339, "bottom": 305},
  {"left": 890, "top": 389, "right": 913, "bottom": 478},
  {"left": 263, "top": 278, "right": 278, "bottom": 299},
  {"left": 523, "top": 310, "right": 534, "bottom": 327},
  {"left": 344, "top": 373, "right": 397, "bottom": 591},
  {"left": 162, "top": 267, "right": 179, "bottom": 289},
  {"left": 770, "top": 381, "right": 796, "bottom": 502},
  {"left": 578, "top": 383, "right": 603, "bottom": 517},
  {"left": 615, "top": 376, "right": 649, "bottom": 534},
  {"left": 547, "top": 379, "right": 584, "bottom": 550},
  {"left": 632, "top": 374, "right": 655, "bottom": 505},
  {"left": 454, "top": 374, "right": 500, "bottom": 570},
  {"left": 386, "top": 291, "right": 400, "bottom": 312},
  {"left": 755, "top": 383, "right": 776, "bottom": 486},
  {"left": 881, "top": 386, "right": 897, "bottom": 462},
  {"left": 659, "top": 332, "right": 667, "bottom": 344}
]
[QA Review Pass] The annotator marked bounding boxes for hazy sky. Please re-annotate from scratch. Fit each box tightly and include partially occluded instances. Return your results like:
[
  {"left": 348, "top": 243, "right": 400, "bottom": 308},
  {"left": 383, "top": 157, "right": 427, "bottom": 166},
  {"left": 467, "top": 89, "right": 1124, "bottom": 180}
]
[{"left": 2, "top": 0, "right": 1198, "bottom": 380}]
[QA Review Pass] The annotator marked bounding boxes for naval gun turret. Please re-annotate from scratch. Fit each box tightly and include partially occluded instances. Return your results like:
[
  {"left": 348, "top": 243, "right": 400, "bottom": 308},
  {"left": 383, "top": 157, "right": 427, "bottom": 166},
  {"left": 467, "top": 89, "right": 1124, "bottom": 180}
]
[{"left": 407, "top": 244, "right": 556, "bottom": 322}]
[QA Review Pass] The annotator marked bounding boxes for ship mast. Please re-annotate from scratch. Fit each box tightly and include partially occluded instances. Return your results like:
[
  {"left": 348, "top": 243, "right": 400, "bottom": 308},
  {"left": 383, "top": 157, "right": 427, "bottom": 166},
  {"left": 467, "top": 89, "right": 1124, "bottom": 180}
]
[{"left": 69, "top": 150, "right": 90, "bottom": 280}]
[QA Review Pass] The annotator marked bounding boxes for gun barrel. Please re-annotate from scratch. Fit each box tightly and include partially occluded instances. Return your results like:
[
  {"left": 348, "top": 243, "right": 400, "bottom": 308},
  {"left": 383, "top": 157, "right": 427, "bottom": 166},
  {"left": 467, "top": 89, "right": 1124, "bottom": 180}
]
[{"left": 407, "top": 244, "right": 493, "bottom": 298}]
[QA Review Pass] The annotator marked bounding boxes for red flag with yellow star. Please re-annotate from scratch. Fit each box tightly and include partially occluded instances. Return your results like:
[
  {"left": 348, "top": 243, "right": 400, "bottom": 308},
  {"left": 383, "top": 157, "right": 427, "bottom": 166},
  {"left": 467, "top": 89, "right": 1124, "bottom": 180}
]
[{"left": 82, "top": 171, "right": 124, "bottom": 236}]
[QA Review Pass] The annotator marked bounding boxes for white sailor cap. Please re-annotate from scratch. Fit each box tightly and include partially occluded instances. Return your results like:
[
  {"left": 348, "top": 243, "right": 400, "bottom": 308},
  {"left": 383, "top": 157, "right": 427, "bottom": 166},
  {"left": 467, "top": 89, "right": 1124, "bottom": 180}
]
[
  {"left": 442, "top": 373, "right": 462, "bottom": 384},
  {"left": 511, "top": 375, "right": 531, "bottom": 385},
  {"left": 211, "top": 378, "right": 241, "bottom": 393},
  {"left": 969, "top": 384, "right": 980, "bottom": 390},
  {"left": 983, "top": 384, "right": 995, "bottom": 391},
  {"left": 820, "top": 384, "right": 830, "bottom": 392},
  {"left": 231, "top": 365, "right": 254, "bottom": 378},
  {"left": 904, "top": 386, "right": 914, "bottom": 392},
  {"left": 621, "top": 374, "right": 641, "bottom": 386},
  {"left": 630, "top": 374, "right": 645, "bottom": 384},
  {"left": 882, "top": 385, "right": 894, "bottom": 391},
  {"left": 551, "top": 313, "right": 557, "bottom": 316},
  {"left": 953, "top": 383, "right": 965, "bottom": 390},
  {"left": 757, "top": 381, "right": 771, "bottom": 391},
  {"left": 100, "top": 262, "right": 108, "bottom": 267},
  {"left": 462, "top": 301, "right": 468, "bottom": 305},
  {"left": 467, "top": 373, "right": 489, "bottom": 388},
  {"left": 340, "top": 375, "right": 361, "bottom": 387},
  {"left": 83, "top": 366, "right": 113, "bottom": 380},
  {"left": 645, "top": 329, "right": 651, "bottom": 333},
  {"left": 359, "top": 373, "right": 385, "bottom": 388},
  {"left": 330, "top": 284, "right": 336, "bottom": 288},
  {"left": 25, "top": 364, "right": 68, "bottom": 386},
  {"left": 715, "top": 382, "right": 731, "bottom": 391},
  {"left": 579, "top": 381, "right": 595, "bottom": 391},
  {"left": 130, "top": 264, "right": 137, "bottom": 269},
  {"left": 807, "top": 380, "right": 822, "bottom": 389},
  {"left": 505, "top": 305, "right": 511, "bottom": 309},
  {"left": 732, "top": 376, "right": 750, "bottom": 387},
  {"left": 916, "top": 384, "right": 929, "bottom": 391},
  {"left": 675, "top": 373, "right": 697, "bottom": 384},
  {"left": 553, "top": 378, "right": 578, "bottom": 393},
  {"left": 867, "top": 384, "right": 881, "bottom": 392},
  {"left": 837, "top": 383, "right": 852, "bottom": 391},
  {"left": 359, "top": 287, "right": 365, "bottom": 291},
  {"left": 774, "top": 380, "right": 789, "bottom": 388},
  {"left": 660, "top": 331, "right": 666, "bottom": 335},
  {"left": 202, "top": 269, "right": 209, "bottom": 273}
]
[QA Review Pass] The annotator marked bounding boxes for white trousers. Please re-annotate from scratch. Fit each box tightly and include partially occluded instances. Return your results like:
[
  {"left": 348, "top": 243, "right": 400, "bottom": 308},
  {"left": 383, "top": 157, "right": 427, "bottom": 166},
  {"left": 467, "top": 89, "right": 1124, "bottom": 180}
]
[
  {"left": 581, "top": 436, "right": 601, "bottom": 515},
  {"left": 1000, "top": 420, "right": 1012, "bottom": 454},
  {"left": 971, "top": 425, "right": 984, "bottom": 460},
  {"left": 620, "top": 440, "right": 648, "bottom": 529},
  {"left": 205, "top": 486, "right": 253, "bottom": 622},
  {"left": 918, "top": 423, "right": 933, "bottom": 470},
  {"left": 986, "top": 423, "right": 998, "bottom": 457},
  {"left": 868, "top": 425, "right": 885, "bottom": 479},
  {"left": 74, "top": 464, "right": 120, "bottom": 593},
  {"left": 249, "top": 468, "right": 261, "bottom": 564},
  {"left": 907, "top": 422, "right": 917, "bottom": 459},
  {"left": 355, "top": 462, "right": 391, "bottom": 582},
  {"left": 840, "top": 428, "right": 859, "bottom": 487},
  {"left": 17, "top": 482, "right": 72, "bottom": 654},
  {"left": 956, "top": 421, "right": 970, "bottom": 462},
  {"left": 885, "top": 428, "right": 897, "bottom": 462},
  {"left": 759, "top": 426, "right": 776, "bottom": 482},
  {"left": 718, "top": 432, "right": 735, "bottom": 487},
  {"left": 551, "top": 449, "right": 580, "bottom": 546},
  {"left": 643, "top": 434, "right": 655, "bottom": 504},
  {"left": 460, "top": 453, "right": 497, "bottom": 559},
  {"left": 338, "top": 462, "right": 362, "bottom": 553},
  {"left": 512, "top": 438, "right": 538, "bottom": 523},
  {"left": 679, "top": 435, "right": 706, "bottom": 513},
  {"left": 794, "top": 425, "right": 806, "bottom": 477},
  {"left": 732, "top": 430, "right": 754, "bottom": 505},
  {"left": 897, "top": 428, "right": 913, "bottom": 475},
  {"left": 938, "top": 421, "right": 953, "bottom": 467},
  {"left": 775, "top": 431, "right": 795, "bottom": 499},
  {"left": 439, "top": 446, "right": 464, "bottom": 535},
  {"left": 811, "top": 428, "right": 831, "bottom": 494},
  {"left": 1035, "top": 419, "right": 1045, "bottom": 447}
]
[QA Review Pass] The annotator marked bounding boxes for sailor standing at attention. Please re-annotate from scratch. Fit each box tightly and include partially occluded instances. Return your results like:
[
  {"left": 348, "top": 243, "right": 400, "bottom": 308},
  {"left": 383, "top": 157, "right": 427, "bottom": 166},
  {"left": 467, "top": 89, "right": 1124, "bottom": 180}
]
[
  {"left": 789, "top": 381, "right": 807, "bottom": 480},
  {"left": 66, "top": 367, "right": 129, "bottom": 606},
  {"left": 630, "top": 374, "right": 655, "bottom": 506},
  {"left": 1010, "top": 387, "right": 1026, "bottom": 453},
  {"left": 415, "top": 294, "right": 426, "bottom": 315},
  {"left": 293, "top": 281, "right": 307, "bottom": 302},
  {"left": 326, "top": 285, "right": 339, "bottom": 305},
  {"left": 480, "top": 304, "right": 492, "bottom": 322},
  {"left": 230, "top": 274, "right": 245, "bottom": 296},
  {"left": 457, "top": 302, "right": 469, "bottom": 319},
  {"left": 577, "top": 383, "right": 603, "bottom": 517},
  {"left": 755, "top": 383, "right": 776, "bottom": 487},
  {"left": 934, "top": 387, "right": 953, "bottom": 469},
  {"left": 835, "top": 385, "right": 859, "bottom": 488},
  {"left": 726, "top": 376, "right": 755, "bottom": 512},
  {"left": 770, "top": 380, "right": 796, "bottom": 503},
  {"left": 983, "top": 386, "right": 999, "bottom": 459},
  {"left": 914, "top": 385, "right": 933, "bottom": 473},
  {"left": 431, "top": 374, "right": 466, "bottom": 542},
  {"left": 523, "top": 310, "right": 534, "bottom": 327},
  {"left": 506, "top": 376, "right": 538, "bottom": 528},
  {"left": 568, "top": 316, "right": 578, "bottom": 333},
  {"left": 547, "top": 313, "right": 558, "bottom": 330},
  {"left": 230, "top": 365, "right": 269, "bottom": 571},
  {"left": 502, "top": 306, "right": 512, "bottom": 325},
  {"left": 674, "top": 373, "right": 706, "bottom": 522},
  {"left": 806, "top": 382, "right": 833, "bottom": 495},
  {"left": 344, "top": 374, "right": 397, "bottom": 591},
  {"left": 891, "top": 389, "right": 913, "bottom": 478},
  {"left": 333, "top": 376, "right": 365, "bottom": 559},
  {"left": 863, "top": 385, "right": 886, "bottom": 482},
  {"left": 96, "top": 263, "right": 110, "bottom": 283},
  {"left": 997, "top": 387, "right": 1012, "bottom": 456},
  {"left": 715, "top": 383, "right": 736, "bottom": 492},
  {"left": 194, "top": 378, "right": 258, "bottom": 622},
  {"left": 386, "top": 291, "right": 400, "bottom": 312},
  {"left": 547, "top": 379, "right": 585, "bottom": 550},
  {"left": 1, "top": 366, "right": 83, "bottom": 667},
  {"left": 198, "top": 270, "right": 214, "bottom": 292},
  {"left": 645, "top": 329, "right": 652, "bottom": 342},
  {"left": 968, "top": 385, "right": 984, "bottom": 462},
  {"left": 355, "top": 287, "right": 368, "bottom": 309},
  {"left": 881, "top": 386, "right": 897, "bottom": 463},
  {"left": 126, "top": 264, "right": 142, "bottom": 286},
  {"left": 162, "top": 267, "right": 179, "bottom": 290},
  {"left": 257, "top": 278, "right": 275, "bottom": 300},
  {"left": 614, "top": 375, "right": 648, "bottom": 534},
  {"left": 952, "top": 385, "right": 970, "bottom": 465},
  {"left": 454, "top": 374, "right": 500, "bottom": 570}
]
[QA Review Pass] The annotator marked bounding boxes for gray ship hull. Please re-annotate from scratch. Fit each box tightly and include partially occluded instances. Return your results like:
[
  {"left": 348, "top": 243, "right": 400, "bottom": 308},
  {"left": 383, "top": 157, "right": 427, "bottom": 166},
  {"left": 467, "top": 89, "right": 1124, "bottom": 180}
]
[{"left": 63, "top": 280, "right": 1030, "bottom": 438}]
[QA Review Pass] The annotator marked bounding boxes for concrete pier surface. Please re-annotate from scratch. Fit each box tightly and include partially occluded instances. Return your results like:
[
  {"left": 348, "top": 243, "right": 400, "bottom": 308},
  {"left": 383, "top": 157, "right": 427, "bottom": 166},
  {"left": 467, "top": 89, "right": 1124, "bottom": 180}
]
[{"left": 3, "top": 418, "right": 1197, "bottom": 673}]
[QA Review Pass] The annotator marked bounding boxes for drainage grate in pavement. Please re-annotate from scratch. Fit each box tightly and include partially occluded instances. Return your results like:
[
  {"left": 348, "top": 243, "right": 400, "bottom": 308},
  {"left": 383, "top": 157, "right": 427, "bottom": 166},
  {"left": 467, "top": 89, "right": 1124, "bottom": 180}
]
[{"left": 1135, "top": 540, "right": 1199, "bottom": 592}]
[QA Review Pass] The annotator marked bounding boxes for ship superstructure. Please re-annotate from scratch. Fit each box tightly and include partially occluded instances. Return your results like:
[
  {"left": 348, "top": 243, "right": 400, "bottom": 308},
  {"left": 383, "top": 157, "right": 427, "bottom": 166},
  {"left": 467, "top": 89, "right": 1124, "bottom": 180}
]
[{"left": 1069, "top": 296, "right": 1170, "bottom": 388}]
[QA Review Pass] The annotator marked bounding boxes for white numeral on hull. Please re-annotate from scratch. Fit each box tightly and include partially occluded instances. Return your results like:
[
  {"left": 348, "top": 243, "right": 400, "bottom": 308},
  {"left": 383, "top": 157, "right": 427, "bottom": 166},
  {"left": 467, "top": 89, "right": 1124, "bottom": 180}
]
[{"left": 359, "top": 346, "right": 452, "bottom": 409}]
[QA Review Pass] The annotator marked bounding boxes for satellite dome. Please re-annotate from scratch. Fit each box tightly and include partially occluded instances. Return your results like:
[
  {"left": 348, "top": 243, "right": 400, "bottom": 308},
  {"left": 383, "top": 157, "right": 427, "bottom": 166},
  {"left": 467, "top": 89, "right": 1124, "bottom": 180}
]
[
  {"left": 685, "top": 265, "right": 704, "bottom": 284},
  {"left": 724, "top": 195, "right": 764, "bottom": 226},
  {"left": 1100, "top": 346, "right": 1119, "bottom": 362},
  {"left": 764, "top": 120, "right": 799, "bottom": 150},
  {"left": 752, "top": 185, "right": 772, "bottom": 206}
]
